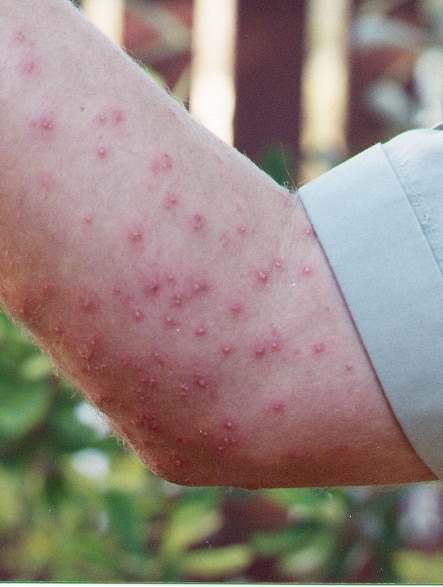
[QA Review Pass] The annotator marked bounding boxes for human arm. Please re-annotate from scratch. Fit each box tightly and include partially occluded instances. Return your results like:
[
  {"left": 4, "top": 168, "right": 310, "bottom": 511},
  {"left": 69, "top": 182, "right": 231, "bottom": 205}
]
[{"left": 0, "top": 0, "right": 433, "bottom": 488}]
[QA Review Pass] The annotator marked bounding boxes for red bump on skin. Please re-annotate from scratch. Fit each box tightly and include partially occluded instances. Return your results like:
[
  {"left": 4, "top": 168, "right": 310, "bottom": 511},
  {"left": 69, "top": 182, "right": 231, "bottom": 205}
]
[
  {"left": 192, "top": 280, "right": 210, "bottom": 294},
  {"left": 253, "top": 343, "right": 267, "bottom": 359},
  {"left": 96, "top": 144, "right": 108, "bottom": 159},
  {"left": 221, "top": 418, "right": 237, "bottom": 430},
  {"left": 255, "top": 269, "right": 269, "bottom": 284},
  {"left": 269, "top": 330, "right": 283, "bottom": 352},
  {"left": 143, "top": 277, "right": 161, "bottom": 296},
  {"left": 194, "top": 326, "right": 207, "bottom": 336},
  {"left": 237, "top": 225, "right": 247, "bottom": 236},
  {"left": 193, "top": 371, "right": 208, "bottom": 389},
  {"left": 228, "top": 300, "right": 243, "bottom": 315},
  {"left": 53, "top": 322, "right": 65, "bottom": 336},
  {"left": 94, "top": 107, "right": 125, "bottom": 127},
  {"left": 164, "top": 315, "right": 179, "bottom": 328},
  {"left": 163, "top": 191, "right": 179, "bottom": 209},
  {"left": 269, "top": 400, "right": 286, "bottom": 413},
  {"left": 303, "top": 226, "right": 315, "bottom": 239},
  {"left": 30, "top": 113, "right": 56, "bottom": 140},
  {"left": 19, "top": 57, "right": 40, "bottom": 76},
  {"left": 221, "top": 344, "right": 233, "bottom": 356},
  {"left": 302, "top": 265, "right": 314, "bottom": 277},
  {"left": 179, "top": 383, "right": 190, "bottom": 399},
  {"left": 172, "top": 293, "right": 184, "bottom": 307},
  {"left": 127, "top": 224, "right": 144, "bottom": 244},
  {"left": 110, "top": 108, "right": 125, "bottom": 125},
  {"left": 150, "top": 153, "right": 173, "bottom": 174},
  {"left": 77, "top": 290, "right": 100, "bottom": 313},
  {"left": 133, "top": 308, "right": 145, "bottom": 322},
  {"left": 191, "top": 213, "right": 204, "bottom": 232},
  {"left": 83, "top": 211, "right": 95, "bottom": 226},
  {"left": 273, "top": 256, "right": 284, "bottom": 270},
  {"left": 312, "top": 342, "right": 326, "bottom": 354}
]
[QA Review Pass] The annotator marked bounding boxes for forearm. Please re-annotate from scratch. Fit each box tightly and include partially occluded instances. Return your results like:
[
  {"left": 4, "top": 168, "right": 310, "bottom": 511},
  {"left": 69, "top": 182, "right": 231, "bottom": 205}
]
[
  {"left": 0, "top": 0, "right": 432, "bottom": 488},
  {"left": 0, "top": 0, "right": 296, "bottom": 484}
]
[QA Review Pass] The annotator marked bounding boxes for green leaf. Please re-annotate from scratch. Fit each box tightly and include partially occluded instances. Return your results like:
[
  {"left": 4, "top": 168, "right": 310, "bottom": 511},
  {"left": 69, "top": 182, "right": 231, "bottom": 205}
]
[
  {"left": 103, "top": 491, "right": 143, "bottom": 553},
  {"left": 182, "top": 544, "right": 253, "bottom": 578},
  {"left": 394, "top": 550, "right": 443, "bottom": 584},
  {"left": 0, "top": 381, "right": 51, "bottom": 440},
  {"left": 161, "top": 497, "right": 222, "bottom": 556},
  {"left": 0, "top": 466, "right": 23, "bottom": 532},
  {"left": 253, "top": 524, "right": 321, "bottom": 557}
]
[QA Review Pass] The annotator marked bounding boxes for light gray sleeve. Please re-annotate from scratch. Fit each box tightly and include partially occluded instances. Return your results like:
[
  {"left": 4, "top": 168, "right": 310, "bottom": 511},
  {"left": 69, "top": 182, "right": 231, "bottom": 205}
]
[{"left": 298, "top": 140, "right": 443, "bottom": 479}]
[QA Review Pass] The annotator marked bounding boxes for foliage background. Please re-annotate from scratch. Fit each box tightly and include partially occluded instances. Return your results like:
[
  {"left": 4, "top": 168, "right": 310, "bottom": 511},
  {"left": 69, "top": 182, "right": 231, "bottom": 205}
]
[{"left": 2, "top": 0, "right": 443, "bottom": 583}]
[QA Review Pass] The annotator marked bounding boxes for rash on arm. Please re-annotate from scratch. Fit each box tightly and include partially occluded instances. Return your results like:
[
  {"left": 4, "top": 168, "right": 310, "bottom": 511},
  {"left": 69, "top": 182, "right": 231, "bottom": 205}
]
[{"left": 0, "top": 0, "right": 433, "bottom": 488}]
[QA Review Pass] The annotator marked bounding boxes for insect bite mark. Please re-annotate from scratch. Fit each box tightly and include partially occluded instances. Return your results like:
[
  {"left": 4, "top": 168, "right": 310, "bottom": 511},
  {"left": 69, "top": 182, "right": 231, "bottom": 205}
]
[
  {"left": 150, "top": 153, "right": 173, "bottom": 174},
  {"left": 29, "top": 113, "right": 56, "bottom": 141},
  {"left": 191, "top": 213, "right": 204, "bottom": 232},
  {"left": 312, "top": 342, "right": 326, "bottom": 355},
  {"left": 163, "top": 191, "right": 179, "bottom": 210}
]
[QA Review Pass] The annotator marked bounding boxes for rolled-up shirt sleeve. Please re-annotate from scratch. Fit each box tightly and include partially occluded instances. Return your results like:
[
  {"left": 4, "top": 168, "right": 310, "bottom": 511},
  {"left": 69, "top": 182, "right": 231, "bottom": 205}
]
[{"left": 299, "top": 129, "right": 443, "bottom": 479}]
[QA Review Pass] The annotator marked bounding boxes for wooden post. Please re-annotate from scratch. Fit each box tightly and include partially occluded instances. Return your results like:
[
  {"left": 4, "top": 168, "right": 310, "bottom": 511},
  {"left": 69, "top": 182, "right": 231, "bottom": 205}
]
[
  {"left": 81, "top": 0, "right": 125, "bottom": 46},
  {"left": 234, "top": 0, "right": 306, "bottom": 183}
]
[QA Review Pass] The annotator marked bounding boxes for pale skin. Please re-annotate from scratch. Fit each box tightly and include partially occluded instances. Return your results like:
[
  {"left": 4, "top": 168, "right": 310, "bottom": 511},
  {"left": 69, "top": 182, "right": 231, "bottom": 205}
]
[{"left": 0, "top": 0, "right": 434, "bottom": 488}]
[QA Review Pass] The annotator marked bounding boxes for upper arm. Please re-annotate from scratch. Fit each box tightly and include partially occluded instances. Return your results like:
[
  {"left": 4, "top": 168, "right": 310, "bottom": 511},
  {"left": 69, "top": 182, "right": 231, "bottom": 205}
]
[{"left": 0, "top": 0, "right": 432, "bottom": 487}]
